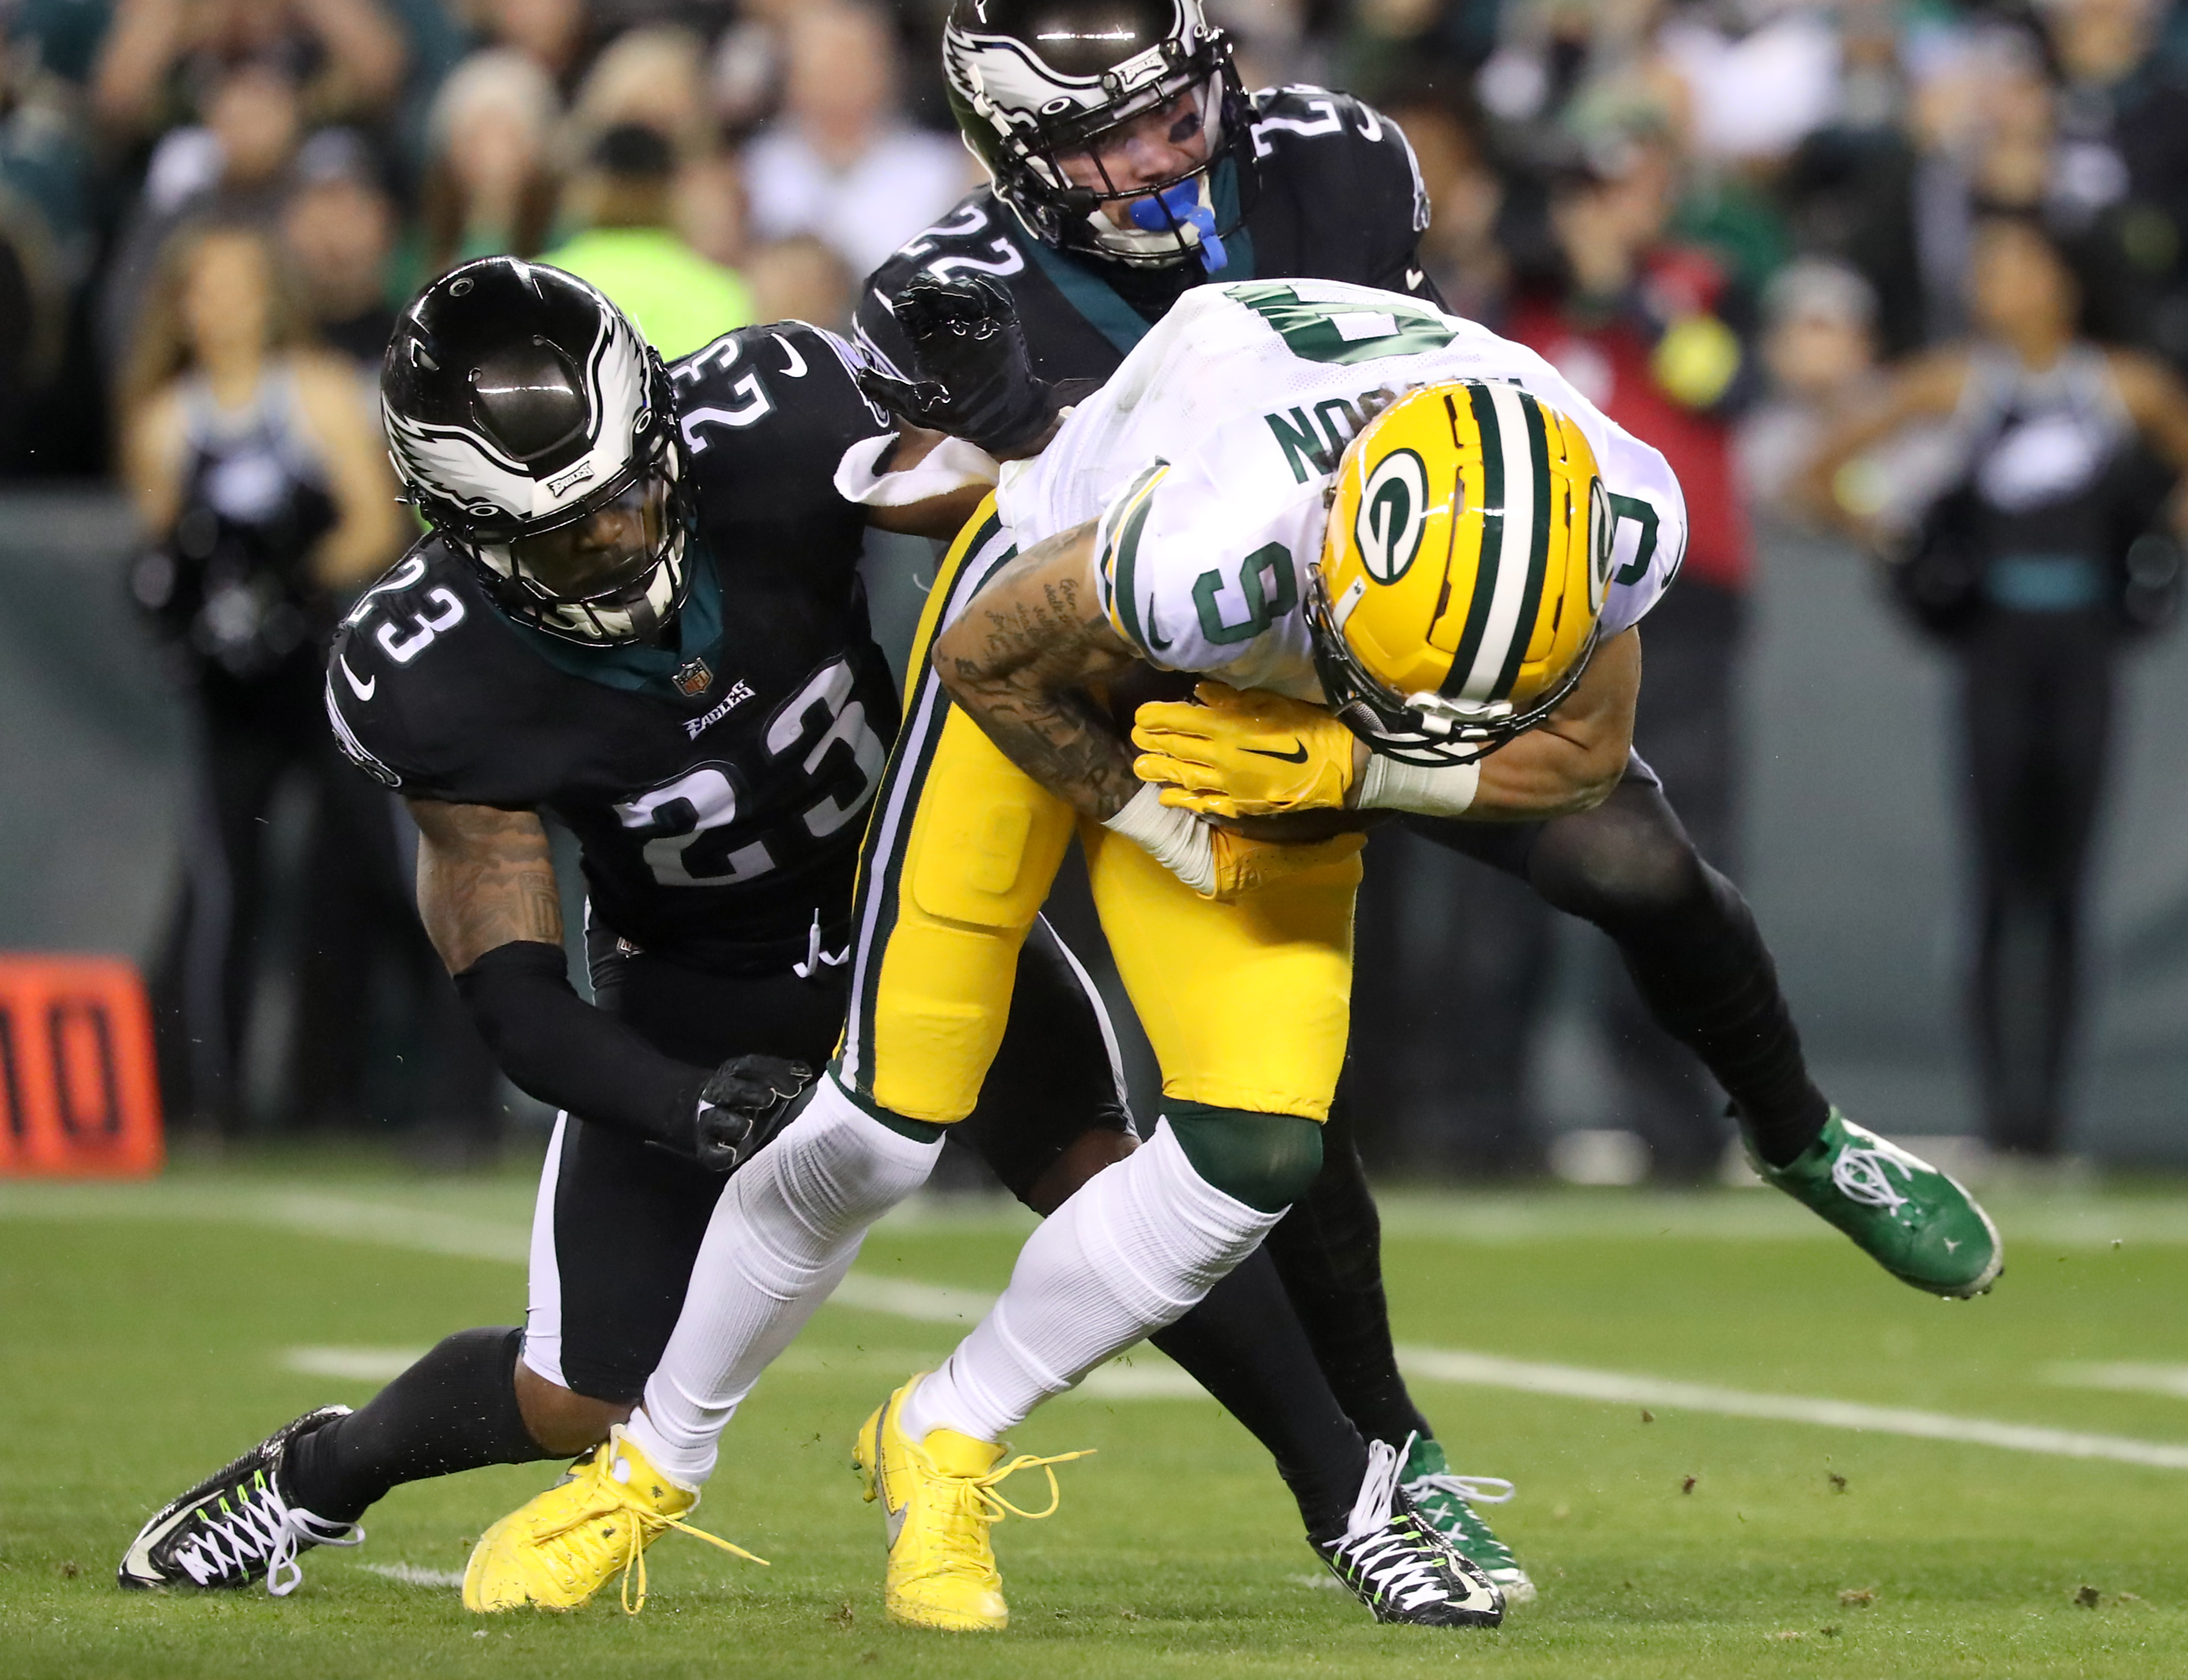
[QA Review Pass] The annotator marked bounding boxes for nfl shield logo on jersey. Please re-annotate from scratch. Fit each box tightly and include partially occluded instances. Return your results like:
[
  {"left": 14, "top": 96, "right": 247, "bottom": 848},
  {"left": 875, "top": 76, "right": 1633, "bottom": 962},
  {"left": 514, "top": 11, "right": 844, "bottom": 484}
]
[{"left": 674, "top": 656, "right": 713, "bottom": 696}]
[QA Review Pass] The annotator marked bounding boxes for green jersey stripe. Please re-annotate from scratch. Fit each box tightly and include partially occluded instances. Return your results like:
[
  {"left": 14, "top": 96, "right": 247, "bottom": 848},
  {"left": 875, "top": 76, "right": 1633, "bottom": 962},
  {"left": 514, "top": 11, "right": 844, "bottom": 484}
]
[{"left": 1100, "top": 461, "right": 1168, "bottom": 655}]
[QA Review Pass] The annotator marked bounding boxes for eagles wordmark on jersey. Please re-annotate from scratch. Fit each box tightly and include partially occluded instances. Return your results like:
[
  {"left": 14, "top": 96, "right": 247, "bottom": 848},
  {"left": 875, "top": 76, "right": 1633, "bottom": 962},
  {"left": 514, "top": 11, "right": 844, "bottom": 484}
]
[{"left": 327, "top": 320, "right": 899, "bottom": 974}]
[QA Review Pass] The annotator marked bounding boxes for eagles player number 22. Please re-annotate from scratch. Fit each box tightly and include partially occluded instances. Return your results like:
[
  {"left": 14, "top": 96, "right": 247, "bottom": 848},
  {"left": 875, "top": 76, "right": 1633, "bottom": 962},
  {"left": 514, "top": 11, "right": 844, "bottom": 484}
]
[{"left": 615, "top": 655, "right": 888, "bottom": 889}]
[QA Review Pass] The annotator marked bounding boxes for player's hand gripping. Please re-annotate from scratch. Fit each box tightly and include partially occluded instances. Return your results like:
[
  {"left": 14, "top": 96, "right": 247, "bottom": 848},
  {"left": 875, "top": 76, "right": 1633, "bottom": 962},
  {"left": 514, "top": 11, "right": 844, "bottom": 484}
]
[
  {"left": 1132, "top": 682, "right": 1362, "bottom": 817},
  {"left": 683, "top": 1055, "right": 814, "bottom": 1172},
  {"left": 857, "top": 273, "right": 1060, "bottom": 458}
]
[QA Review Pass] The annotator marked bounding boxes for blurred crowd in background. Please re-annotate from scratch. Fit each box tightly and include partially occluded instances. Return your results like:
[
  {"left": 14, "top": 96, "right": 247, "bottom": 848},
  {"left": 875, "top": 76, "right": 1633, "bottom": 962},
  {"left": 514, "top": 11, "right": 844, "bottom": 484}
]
[{"left": 9, "top": 0, "right": 2188, "bottom": 1175}]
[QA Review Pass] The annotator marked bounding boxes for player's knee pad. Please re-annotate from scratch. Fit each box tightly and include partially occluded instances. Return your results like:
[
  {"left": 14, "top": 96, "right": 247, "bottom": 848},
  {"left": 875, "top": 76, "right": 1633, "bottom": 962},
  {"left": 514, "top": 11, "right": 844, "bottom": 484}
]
[{"left": 1167, "top": 1101, "right": 1325, "bottom": 1213}]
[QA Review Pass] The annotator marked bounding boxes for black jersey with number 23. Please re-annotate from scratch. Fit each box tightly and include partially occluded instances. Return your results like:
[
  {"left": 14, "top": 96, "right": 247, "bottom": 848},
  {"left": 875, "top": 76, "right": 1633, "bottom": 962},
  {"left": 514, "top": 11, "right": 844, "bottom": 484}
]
[{"left": 325, "top": 322, "right": 898, "bottom": 975}]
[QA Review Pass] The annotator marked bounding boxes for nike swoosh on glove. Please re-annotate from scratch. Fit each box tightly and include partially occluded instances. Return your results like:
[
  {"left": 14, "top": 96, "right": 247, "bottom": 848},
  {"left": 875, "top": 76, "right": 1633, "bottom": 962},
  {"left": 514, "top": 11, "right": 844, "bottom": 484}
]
[{"left": 1131, "top": 681, "right": 1360, "bottom": 818}]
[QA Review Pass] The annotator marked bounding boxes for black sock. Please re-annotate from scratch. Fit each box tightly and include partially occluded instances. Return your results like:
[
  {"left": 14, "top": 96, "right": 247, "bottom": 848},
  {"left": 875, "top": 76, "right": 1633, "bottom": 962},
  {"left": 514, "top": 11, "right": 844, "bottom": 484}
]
[
  {"left": 1612, "top": 866, "right": 1831, "bottom": 1168},
  {"left": 1259, "top": 1095, "right": 1434, "bottom": 1452},
  {"left": 1149, "top": 1246, "right": 1369, "bottom": 1541},
  {"left": 283, "top": 1328, "right": 555, "bottom": 1523}
]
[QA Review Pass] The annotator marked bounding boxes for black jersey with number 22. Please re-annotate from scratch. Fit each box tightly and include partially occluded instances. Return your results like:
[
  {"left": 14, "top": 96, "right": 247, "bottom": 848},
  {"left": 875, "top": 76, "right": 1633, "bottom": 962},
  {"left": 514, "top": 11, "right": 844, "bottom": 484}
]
[
  {"left": 858, "top": 86, "right": 1436, "bottom": 388},
  {"left": 325, "top": 322, "right": 898, "bottom": 975}
]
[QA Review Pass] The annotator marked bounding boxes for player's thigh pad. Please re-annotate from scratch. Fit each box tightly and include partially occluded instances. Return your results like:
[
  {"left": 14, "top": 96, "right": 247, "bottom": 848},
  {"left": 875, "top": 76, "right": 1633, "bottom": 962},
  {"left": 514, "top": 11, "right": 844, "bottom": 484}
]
[
  {"left": 837, "top": 500, "right": 1076, "bottom": 1124},
  {"left": 1081, "top": 819, "right": 1362, "bottom": 1121}
]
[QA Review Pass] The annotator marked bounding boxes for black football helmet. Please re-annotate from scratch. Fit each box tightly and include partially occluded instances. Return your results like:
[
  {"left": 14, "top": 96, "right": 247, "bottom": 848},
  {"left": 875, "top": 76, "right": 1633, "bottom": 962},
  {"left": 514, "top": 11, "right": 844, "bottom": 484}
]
[
  {"left": 381, "top": 258, "right": 689, "bottom": 646},
  {"left": 943, "top": 0, "right": 1254, "bottom": 270}
]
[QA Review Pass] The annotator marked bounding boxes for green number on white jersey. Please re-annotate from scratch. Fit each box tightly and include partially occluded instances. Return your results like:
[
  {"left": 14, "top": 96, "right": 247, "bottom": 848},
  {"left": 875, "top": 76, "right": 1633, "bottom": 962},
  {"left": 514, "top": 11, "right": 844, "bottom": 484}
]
[{"left": 1229, "top": 281, "right": 1459, "bottom": 365}]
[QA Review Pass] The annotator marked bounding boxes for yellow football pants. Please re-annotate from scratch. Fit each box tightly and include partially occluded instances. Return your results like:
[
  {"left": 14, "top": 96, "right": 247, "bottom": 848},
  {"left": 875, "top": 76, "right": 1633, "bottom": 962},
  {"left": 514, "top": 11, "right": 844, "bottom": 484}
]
[{"left": 833, "top": 500, "right": 1360, "bottom": 1125}]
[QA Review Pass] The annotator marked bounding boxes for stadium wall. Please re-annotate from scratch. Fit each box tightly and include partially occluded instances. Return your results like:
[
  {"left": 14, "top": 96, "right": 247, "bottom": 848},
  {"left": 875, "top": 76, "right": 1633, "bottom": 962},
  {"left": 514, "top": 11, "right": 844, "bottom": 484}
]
[{"left": 5, "top": 496, "right": 2186, "bottom": 1164}]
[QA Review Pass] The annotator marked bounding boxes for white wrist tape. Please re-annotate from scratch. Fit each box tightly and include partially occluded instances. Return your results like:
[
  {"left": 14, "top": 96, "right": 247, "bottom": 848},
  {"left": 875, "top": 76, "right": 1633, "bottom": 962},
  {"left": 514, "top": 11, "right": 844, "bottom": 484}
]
[
  {"left": 832, "top": 433, "right": 1001, "bottom": 508},
  {"left": 1357, "top": 753, "right": 1480, "bottom": 818},
  {"left": 1103, "top": 783, "right": 1215, "bottom": 896}
]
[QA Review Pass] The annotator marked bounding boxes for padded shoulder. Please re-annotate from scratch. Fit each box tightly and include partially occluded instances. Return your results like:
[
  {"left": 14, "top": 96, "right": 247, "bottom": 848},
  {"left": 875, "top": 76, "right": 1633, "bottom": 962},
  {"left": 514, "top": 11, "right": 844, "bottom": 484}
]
[
  {"left": 856, "top": 189, "right": 1030, "bottom": 380},
  {"left": 325, "top": 539, "right": 496, "bottom": 795}
]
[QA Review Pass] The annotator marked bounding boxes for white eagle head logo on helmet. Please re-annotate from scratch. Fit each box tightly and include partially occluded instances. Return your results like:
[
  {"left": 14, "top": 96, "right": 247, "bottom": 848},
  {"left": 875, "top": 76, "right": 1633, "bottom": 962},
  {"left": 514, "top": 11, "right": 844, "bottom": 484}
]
[{"left": 381, "top": 257, "right": 689, "bottom": 647}]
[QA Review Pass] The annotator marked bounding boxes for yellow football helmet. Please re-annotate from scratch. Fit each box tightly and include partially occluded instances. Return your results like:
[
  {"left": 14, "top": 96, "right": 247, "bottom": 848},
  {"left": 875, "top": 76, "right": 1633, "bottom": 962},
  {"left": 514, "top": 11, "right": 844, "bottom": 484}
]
[{"left": 1307, "top": 381, "right": 1613, "bottom": 764}]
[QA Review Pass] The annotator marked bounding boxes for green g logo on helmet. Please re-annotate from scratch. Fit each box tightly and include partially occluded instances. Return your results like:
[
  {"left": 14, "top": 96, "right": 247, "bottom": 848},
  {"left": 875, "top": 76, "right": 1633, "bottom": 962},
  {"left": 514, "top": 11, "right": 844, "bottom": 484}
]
[{"left": 1353, "top": 448, "right": 1428, "bottom": 584}]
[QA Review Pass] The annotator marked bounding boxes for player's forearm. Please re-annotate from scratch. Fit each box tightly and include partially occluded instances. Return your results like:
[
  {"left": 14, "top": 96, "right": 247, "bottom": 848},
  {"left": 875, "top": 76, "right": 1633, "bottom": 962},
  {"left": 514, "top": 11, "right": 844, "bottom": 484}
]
[
  {"left": 1466, "top": 731, "right": 1627, "bottom": 820},
  {"left": 948, "top": 671, "right": 1144, "bottom": 821},
  {"left": 452, "top": 941, "right": 709, "bottom": 1144},
  {"left": 932, "top": 524, "right": 1141, "bottom": 819},
  {"left": 1454, "top": 625, "right": 1639, "bottom": 820}
]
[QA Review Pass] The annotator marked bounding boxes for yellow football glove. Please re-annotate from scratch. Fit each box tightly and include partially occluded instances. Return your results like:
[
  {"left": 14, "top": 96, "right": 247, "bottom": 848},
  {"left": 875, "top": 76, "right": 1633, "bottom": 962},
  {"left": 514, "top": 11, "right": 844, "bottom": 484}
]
[
  {"left": 1207, "top": 825, "right": 1366, "bottom": 901},
  {"left": 1131, "top": 681, "right": 1360, "bottom": 818}
]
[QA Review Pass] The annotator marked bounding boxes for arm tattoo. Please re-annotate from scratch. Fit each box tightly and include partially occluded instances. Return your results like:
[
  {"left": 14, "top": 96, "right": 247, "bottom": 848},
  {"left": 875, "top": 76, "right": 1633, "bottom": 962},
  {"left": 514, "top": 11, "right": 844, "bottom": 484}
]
[
  {"left": 933, "top": 523, "right": 1144, "bottom": 821},
  {"left": 408, "top": 800, "right": 562, "bottom": 974}
]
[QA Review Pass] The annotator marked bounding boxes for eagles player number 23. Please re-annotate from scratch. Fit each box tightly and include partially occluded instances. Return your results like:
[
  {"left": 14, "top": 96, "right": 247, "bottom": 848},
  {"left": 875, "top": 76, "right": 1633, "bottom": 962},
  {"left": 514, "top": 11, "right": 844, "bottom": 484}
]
[{"left": 615, "top": 656, "right": 888, "bottom": 889}]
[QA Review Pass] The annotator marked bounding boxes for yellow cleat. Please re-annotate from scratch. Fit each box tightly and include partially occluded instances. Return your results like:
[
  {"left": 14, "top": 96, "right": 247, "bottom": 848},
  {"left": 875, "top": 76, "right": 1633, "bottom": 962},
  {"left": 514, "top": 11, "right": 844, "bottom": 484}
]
[
  {"left": 852, "top": 1374, "right": 1091, "bottom": 1632},
  {"left": 461, "top": 1425, "right": 765, "bottom": 1614}
]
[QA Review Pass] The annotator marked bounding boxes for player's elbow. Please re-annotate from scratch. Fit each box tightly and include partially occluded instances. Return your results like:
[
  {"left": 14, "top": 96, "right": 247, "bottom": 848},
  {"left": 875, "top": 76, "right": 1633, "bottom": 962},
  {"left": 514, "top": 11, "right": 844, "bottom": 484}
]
[
  {"left": 931, "top": 616, "right": 998, "bottom": 708},
  {"left": 1558, "top": 746, "right": 1627, "bottom": 816}
]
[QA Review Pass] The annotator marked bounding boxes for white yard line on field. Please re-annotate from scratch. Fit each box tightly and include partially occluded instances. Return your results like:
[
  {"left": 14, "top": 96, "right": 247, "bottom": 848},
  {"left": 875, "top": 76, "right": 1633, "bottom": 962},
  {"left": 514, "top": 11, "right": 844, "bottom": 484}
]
[
  {"left": 356, "top": 1562, "right": 464, "bottom": 1589},
  {"left": 1394, "top": 1347, "right": 2188, "bottom": 1470},
  {"left": 20, "top": 1187, "right": 2188, "bottom": 1468},
  {"left": 2045, "top": 1362, "right": 2188, "bottom": 1400},
  {"left": 286, "top": 1346, "right": 426, "bottom": 1382}
]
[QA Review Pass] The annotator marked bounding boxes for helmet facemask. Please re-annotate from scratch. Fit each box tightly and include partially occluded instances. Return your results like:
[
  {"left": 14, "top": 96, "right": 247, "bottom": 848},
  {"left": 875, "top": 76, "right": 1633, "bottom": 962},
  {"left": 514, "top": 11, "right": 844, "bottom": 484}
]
[
  {"left": 462, "top": 433, "right": 692, "bottom": 646},
  {"left": 1306, "top": 559, "right": 1602, "bottom": 765}
]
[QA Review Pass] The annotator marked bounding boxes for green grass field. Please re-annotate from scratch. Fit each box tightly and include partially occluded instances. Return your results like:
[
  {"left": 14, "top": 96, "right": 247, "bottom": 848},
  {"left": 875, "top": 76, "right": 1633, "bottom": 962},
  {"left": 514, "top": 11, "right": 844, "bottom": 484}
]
[{"left": 4, "top": 1152, "right": 2186, "bottom": 1679}]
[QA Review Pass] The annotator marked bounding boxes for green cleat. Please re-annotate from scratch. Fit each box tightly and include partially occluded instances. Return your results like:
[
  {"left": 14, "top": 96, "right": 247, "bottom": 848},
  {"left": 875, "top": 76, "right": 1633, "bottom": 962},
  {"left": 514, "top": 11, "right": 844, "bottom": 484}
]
[
  {"left": 1399, "top": 1436, "right": 1534, "bottom": 1604},
  {"left": 1756, "top": 1111, "right": 2003, "bottom": 1298}
]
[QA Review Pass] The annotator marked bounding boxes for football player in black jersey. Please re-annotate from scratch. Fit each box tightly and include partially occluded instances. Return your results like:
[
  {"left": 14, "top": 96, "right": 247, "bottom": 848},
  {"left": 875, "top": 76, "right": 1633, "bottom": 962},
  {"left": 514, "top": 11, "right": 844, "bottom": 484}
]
[
  {"left": 117, "top": 258, "right": 1491, "bottom": 1628},
  {"left": 840, "top": 0, "right": 2002, "bottom": 1599}
]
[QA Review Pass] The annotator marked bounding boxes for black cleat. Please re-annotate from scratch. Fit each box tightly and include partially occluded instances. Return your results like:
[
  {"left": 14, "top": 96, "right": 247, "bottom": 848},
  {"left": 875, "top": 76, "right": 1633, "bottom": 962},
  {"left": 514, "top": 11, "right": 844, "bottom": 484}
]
[
  {"left": 118, "top": 1406, "right": 364, "bottom": 1594},
  {"left": 1313, "top": 1437, "right": 1505, "bottom": 1628}
]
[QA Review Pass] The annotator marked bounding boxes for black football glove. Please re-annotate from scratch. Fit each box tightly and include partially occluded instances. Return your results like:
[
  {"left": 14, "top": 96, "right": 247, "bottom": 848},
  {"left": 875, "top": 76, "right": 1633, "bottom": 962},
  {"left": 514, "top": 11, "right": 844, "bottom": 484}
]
[
  {"left": 857, "top": 272, "right": 1060, "bottom": 458},
  {"left": 683, "top": 1054, "right": 814, "bottom": 1173}
]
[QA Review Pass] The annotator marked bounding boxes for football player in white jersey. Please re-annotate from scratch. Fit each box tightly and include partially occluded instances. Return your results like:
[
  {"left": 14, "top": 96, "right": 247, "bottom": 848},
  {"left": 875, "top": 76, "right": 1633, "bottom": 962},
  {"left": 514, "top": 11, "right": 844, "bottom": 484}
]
[{"left": 811, "top": 277, "right": 1997, "bottom": 1628}]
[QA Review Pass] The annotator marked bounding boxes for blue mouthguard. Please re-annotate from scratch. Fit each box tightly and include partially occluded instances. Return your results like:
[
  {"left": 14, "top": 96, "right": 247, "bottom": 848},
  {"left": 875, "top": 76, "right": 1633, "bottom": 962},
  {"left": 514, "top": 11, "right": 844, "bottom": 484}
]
[{"left": 1128, "top": 179, "right": 1228, "bottom": 273}]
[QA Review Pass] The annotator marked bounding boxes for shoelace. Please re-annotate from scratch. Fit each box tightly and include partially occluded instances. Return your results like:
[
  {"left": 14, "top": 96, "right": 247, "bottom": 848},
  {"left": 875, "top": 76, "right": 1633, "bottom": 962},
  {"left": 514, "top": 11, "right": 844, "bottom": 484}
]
[
  {"left": 171, "top": 1477, "right": 362, "bottom": 1597},
  {"left": 923, "top": 1447, "right": 1096, "bottom": 1575},
  {"left": 533, "top": 1470, "right": 769, "bottom": 1616},
  {"left": 1404, "top": 1471, "right": 1517, "bottom": 1510},
  {"left": 1333, "top": 1437, "right": 1461, "bottom": 1611},
  {"left": 1832, "top": 1146, "right": 1911, "bottom": 1213}
]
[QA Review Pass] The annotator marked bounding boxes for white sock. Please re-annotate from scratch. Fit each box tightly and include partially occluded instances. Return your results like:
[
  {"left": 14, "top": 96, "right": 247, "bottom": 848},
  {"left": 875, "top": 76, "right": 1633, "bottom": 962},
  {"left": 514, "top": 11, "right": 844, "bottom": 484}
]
[
  {"left": 624, "top": 1073, "right": 941, "bottom": 1483},
  {"left": 899, "top": 1120, "right": 1282, "bottom": 1444}
]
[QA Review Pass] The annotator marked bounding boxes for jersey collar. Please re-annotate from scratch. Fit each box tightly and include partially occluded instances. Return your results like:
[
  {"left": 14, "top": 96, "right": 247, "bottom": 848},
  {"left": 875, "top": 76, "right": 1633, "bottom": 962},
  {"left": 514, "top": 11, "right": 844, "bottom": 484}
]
[
  {"left": 1022, "top": 158, "right": 1257, "bottom": 359},
  {"left": 506, "top": 529, "right": 727, "bottom": 702}
]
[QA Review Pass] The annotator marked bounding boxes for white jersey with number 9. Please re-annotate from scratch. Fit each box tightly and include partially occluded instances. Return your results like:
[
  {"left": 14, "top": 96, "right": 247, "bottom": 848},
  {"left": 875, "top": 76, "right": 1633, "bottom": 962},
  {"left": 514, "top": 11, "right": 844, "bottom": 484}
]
[{"left": 991, "top": 279, "right": 1688, "bottom": 703}]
